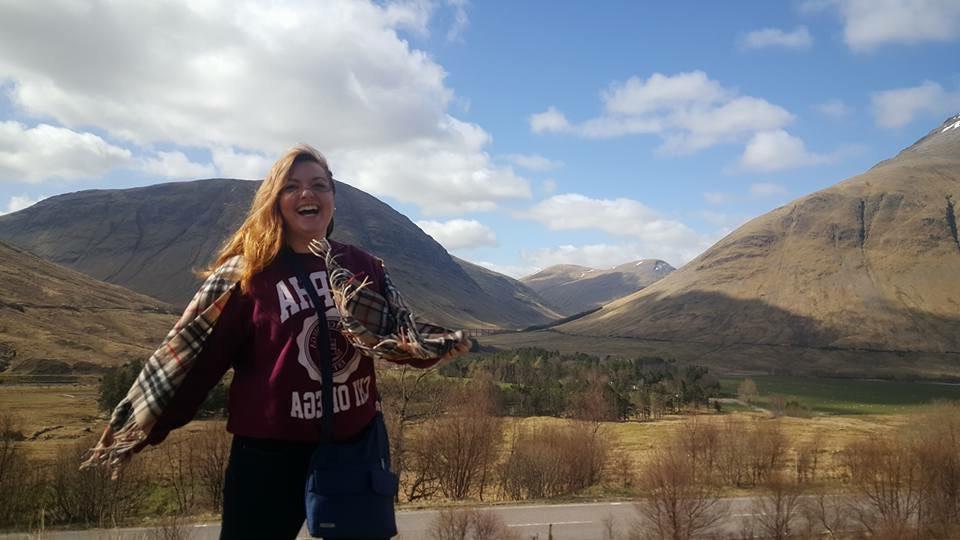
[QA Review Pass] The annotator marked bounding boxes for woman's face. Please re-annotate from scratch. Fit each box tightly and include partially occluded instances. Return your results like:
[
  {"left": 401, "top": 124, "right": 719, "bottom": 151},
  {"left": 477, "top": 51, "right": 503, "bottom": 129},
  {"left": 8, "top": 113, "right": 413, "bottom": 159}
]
[{"left": 279, "top": 160, "right": 335, "bottom": 252}]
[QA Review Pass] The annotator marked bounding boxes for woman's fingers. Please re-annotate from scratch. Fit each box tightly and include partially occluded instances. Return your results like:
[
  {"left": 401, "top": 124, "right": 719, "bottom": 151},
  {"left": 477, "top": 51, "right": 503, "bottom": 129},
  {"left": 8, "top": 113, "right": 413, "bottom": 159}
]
[{"left": 442, "top": 337, "right": 471, "bottom": 360}]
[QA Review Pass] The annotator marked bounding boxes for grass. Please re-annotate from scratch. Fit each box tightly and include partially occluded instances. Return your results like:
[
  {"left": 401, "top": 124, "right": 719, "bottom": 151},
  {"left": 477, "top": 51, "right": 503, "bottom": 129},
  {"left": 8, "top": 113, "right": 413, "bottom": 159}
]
[
  {"left": 0, "top": 382, "right": 103, "bottom": 460},
  {"left": 721, "top": 375, "right": 960, "bottom": 415}
]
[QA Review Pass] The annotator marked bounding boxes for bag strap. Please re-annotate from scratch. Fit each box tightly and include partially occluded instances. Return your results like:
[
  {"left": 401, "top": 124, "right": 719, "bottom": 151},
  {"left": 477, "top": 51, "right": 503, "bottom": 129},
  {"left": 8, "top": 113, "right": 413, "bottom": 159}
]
[{"left": 286, "top": 249, "right": 336, "bottom": 443}]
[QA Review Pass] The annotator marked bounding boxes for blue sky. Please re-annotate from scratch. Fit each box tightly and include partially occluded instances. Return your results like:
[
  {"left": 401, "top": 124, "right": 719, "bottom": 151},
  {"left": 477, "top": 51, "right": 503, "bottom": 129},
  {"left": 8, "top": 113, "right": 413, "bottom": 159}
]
[{"left": 1, "top": 1, "right": 958, "bottom": 277}]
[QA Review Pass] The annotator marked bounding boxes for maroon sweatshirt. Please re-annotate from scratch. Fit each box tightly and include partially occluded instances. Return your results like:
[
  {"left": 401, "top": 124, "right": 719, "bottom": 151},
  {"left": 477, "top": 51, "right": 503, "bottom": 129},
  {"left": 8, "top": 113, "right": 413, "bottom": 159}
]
[{"left": 149, "top": 241, "right": 439, "bottom": 444}]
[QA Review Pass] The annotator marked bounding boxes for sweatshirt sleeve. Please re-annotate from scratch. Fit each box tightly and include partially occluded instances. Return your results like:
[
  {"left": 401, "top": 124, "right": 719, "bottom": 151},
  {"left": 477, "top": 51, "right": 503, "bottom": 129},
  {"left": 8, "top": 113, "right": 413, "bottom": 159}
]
[{"left": 145, "top": 289, "right": 251, "bottom": 445}]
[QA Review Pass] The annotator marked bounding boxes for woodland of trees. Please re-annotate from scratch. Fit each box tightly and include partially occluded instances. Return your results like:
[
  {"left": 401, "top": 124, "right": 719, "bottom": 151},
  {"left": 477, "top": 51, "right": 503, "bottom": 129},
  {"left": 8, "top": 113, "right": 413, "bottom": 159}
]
[{"left": 439, "top": 347, "right": 722, "bottom": 421}]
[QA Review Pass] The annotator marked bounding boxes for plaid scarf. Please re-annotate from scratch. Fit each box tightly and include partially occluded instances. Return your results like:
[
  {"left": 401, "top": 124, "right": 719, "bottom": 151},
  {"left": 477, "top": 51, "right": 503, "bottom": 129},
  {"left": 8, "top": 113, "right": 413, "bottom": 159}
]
[
  {"left": 82, "top": 245, "right": 464, "bottom": 472},
  {"left": 310, "top": 238, "right": 463, "bottom": 361}
]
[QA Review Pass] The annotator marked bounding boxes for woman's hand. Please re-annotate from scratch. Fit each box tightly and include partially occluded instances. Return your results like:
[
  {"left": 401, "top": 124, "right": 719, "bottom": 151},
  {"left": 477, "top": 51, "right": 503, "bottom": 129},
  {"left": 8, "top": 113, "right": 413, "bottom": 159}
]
[{"left": 440, "top": 336, "right": 472, "bottom": 363}]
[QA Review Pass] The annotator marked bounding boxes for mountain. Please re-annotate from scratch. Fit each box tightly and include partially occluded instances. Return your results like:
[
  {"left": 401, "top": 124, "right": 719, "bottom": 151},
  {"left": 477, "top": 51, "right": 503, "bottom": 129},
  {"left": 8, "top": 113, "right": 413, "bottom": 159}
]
[
  {"left": 525, "top": 115, "right": 960, "bottom": 377},
  {"left": 0, "top": 240, "right": 176, "bottom": 374},
  {"left": 0, "top": 179, "right": 557, "bottom": 330},
  {"left": 521, "top": 260, "right": 675, "bottom": 315},
  {"left": 452, "top": 256, "right": 564, "bottom": 321}
]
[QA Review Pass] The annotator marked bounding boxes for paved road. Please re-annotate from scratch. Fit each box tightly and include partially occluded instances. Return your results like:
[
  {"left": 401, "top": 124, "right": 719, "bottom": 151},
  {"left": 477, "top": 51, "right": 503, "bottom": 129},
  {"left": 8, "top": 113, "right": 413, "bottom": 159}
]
[{"left": 0, "top": 497, "right": 809, "bottom": 539}]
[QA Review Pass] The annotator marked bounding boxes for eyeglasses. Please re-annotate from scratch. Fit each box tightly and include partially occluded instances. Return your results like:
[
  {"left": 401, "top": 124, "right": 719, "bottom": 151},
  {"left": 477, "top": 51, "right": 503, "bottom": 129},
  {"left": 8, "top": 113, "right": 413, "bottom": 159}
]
[{"left": 281, "top": 180, "right": 334, "bottom": 196}]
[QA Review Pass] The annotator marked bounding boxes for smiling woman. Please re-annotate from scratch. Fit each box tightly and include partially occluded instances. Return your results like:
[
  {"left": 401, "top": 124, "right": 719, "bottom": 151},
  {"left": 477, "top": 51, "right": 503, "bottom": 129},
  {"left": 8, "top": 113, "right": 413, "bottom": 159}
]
[
  {"left": 278, "top": 154, "right": 337, "bottom": 253},
  {"left": 83, "top": 144, "right": 471, "bottom": 540}
]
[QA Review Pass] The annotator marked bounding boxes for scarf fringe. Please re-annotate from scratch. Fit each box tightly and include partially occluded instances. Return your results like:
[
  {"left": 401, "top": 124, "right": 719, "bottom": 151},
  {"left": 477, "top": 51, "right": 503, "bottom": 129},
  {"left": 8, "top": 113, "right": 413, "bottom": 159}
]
[
  {"left": 79, "top": 420, "right": 147, "bottom": 472},
  {"left": 310, "top": 238, "right": 446, "bottom": 360}
]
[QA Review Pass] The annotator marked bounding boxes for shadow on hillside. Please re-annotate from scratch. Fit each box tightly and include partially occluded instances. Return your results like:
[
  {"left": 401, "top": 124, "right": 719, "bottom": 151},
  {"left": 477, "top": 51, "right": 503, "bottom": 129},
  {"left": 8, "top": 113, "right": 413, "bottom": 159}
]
[
  {"left": 495, "top": 290, "right": 960, "bottom": 377},
  {"left": 575, "top": 290, "right": 843, "bottom": 348}
]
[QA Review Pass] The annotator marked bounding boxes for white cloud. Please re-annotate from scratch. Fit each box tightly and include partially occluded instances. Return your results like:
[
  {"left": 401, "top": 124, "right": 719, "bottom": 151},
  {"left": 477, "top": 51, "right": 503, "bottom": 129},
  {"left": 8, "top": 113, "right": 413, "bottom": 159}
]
[
  {"left": 1, "top": 193, "right": 47, "bottom": 215},
  {"left": 0, "top": 121, "right": 131, "bottom": 183},
  {"left": 814, "top": 99, "right": 852, "bottom": 117},
  {"left": 210, "top": 147, "right": 273, "bottom": 180},
  {"left": 804, "top": 0, "right": 960, "bottom": 51},
  {"left": 702, "top": 210, "right": 732, "bottom": 226},
  {"left": 415, "top": 218, "right": 497, "bottom": 250},
  {"left": 703, "top": 192, "right": 734, "bottom": 205},
  {"left": 503, "top": 153, "right": 563, "bottom": 171},
  {"left": 871, "top": 81, "right": 960, "bottom": 128},
  {"left": 749, "top": 182, "right": 789, "bottom": 198},
  {"left": 529, "top": 106, "right": 570, "bottom": 134},
  {"left": 522, "top": 244, "right": 642, "bottom": 270},
  {"left": 446, "top": 0, "right": 469, "bottom": 42},
  {"left": 472, "top": 260, "right": 541, "bottom": 280},
  {"left": 603, "top": 71, "right": 731, "bottom": 116},
  {"left": 141, "top": 151, "right": 215, "bottom": 179},
  {"left": 738, "top": 130, "right": 831, "bottom": 172},
  {"left": 521, "top": 241, "right": 704, "bottom": 271},
  {"left": 519, "top": 193, "right": 712, "bottom": 264},
  {"left": 0, "top": 0, "right": 527, "bottom": 214},
  {"left": 542, "top": 179, "right": 557, "bottom": 193},
  {"left": 530, "top": 71, "right": 793, "bottom": 155},
  {"left": 739, "top": 26, "right": 813, "bottom": 50},
  {"left": 335, "top": 117, "right": 532, "bottom": 215},
  {"left": 660, "top": 96, "right": 794, "bottom": 155}
]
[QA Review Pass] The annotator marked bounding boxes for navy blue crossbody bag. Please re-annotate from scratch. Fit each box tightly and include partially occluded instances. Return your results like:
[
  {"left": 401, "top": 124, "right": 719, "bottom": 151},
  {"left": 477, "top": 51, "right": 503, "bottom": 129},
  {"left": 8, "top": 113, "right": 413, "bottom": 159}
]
[{"left": 289, "top": 252, "right": 399, "bottom": 539}]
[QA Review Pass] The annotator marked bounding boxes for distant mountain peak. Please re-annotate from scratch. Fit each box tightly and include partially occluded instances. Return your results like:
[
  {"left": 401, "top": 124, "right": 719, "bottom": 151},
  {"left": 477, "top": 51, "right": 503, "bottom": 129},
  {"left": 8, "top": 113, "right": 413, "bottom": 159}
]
[{"left": 521, "top": 259, "right": 675, "bottom": 315}]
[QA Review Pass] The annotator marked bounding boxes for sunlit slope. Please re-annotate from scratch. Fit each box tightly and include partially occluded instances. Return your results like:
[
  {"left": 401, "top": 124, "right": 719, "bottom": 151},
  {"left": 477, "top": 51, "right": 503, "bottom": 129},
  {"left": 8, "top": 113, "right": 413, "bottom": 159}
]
[
  {"left": 562, "top": 115, "right": 960, "bottom": 357},
  {"left": 0, "top": 241, "right": 175, "bottom": 373}
]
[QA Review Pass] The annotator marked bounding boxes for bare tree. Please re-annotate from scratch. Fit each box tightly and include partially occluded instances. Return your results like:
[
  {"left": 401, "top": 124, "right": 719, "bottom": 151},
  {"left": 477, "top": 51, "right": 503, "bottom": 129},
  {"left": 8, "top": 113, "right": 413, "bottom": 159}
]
[
  {"left": 751, "top": 472, "right": 802, "bottom": 540},
  {"left": 798, "top": 492, "right": 850, "bottom": 539},
  {"left": 716, "top": 417, "right": 749, "bottom": 487},
  {"left": 378, "top": 364, "right": 447, "bottom": 501},
  {"left": 795, "top": 433, "right": 823, "bottom": 483},
  {"left": 768, "top": 395, "right": 787, "bottom": 418},
  {"left": 416, "top": 375, "right": 501, "bottom": 500},
  {"left": 634, "top": 446, "right": 726, "bottom": 540},
  {"left": 676, "top": 418, "right": 721, "bottom": 475},
  {"left": 905, "top": 402, "right": 960, "bottom": 539},
  {"left": 842, "top": 434, "right": 923, "bottom": 538},
  {"left": 157, "top": 439, "right": 198, "bottom": 514},
  {"left": 746, "top": 420, "right": 787, "bottom": 485},
  {"left": 567, "top": 370, "right": 616, "bottom": 425},
  {"left": 737, "top": 378, "right": 758, "bottom": 404},
  {"left": 194, "top": 422, "right": 231, "bottom": 512},
  {"left": 608, "top": 448, "right": 636, "bottom": 491}
]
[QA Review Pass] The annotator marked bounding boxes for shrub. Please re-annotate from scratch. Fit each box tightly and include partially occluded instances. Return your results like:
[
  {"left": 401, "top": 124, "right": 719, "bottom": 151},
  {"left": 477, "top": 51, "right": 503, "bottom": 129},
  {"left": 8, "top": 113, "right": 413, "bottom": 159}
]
[
  {"left": 499, "top": 421, "right": 610, "bottom": 500},
  {"left": 715, "top": 417, "right": 787, "bottom": 487},
  {"left": 98, "top": 360, "right": 144, "bottom": 412},
  {"left": 411, "top": 377, "right": 501, "bottom": 500},
  {"left": 0, "top": 414, "right": 45, "bottom": 529},
  {"left": 428, "top": 508, "right": 518, "bottom": 540},
  {"left": 49, "top": 436, "right": 149, "bottom": 527}
]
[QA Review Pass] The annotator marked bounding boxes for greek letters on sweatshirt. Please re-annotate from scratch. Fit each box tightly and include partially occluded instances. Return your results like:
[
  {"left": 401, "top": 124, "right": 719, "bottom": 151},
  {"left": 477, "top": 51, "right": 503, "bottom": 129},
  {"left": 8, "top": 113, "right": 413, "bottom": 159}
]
[{"left": 149, "top": 241, "right": 439, "bottom": 444}]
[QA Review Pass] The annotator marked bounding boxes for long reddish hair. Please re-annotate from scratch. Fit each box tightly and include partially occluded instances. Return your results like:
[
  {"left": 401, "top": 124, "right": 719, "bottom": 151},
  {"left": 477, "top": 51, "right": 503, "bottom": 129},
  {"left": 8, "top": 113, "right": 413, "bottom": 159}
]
[{"left": 204, "top": 144, "right": 334, "bottom": 292}]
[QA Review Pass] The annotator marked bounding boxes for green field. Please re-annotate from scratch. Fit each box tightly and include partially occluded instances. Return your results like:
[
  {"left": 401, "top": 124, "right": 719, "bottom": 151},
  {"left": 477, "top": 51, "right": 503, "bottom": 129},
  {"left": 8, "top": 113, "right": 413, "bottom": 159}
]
[{"left": 720, "top": 375, "right": 960, "bottom": 415}]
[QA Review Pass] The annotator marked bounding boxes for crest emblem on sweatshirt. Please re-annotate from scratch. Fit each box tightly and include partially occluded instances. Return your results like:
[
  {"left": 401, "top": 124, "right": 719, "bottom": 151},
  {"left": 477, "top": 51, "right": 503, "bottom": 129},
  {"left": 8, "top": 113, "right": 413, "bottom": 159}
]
[{"left": 296, "top": 314, "right": 361, "bottom": 384}]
